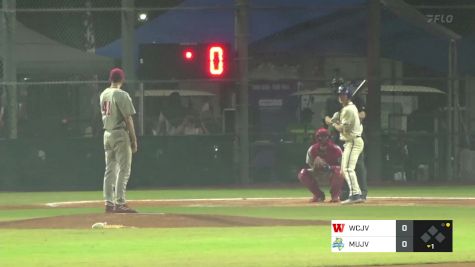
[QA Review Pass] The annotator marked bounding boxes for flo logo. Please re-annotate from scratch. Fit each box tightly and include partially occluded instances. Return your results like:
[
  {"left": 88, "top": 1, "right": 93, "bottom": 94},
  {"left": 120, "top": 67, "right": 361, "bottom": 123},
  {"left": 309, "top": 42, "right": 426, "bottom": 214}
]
[
  {"left": 332, "top": 237, "right": 345, "bottom": 251},
  {"left": 332, "top": 223, "right": 345, "bottom": 233},
  {"left": 426, "top": 14, "right": 454, "bottom": 24}
]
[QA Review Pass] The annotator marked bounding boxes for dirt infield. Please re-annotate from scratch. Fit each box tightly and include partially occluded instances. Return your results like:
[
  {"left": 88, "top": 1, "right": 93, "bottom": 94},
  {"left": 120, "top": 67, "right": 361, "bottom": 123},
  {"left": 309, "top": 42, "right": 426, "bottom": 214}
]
[
  {"left": 0, "top": 213, "right": 325, "bottom": 229},
  {"left": 1, "top": 197, "right": 474, "bottom": 229}
]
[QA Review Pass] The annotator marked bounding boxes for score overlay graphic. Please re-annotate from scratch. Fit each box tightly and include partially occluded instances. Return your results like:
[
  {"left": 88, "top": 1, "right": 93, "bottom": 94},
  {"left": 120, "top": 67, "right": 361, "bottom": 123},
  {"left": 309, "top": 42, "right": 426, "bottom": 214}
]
[{"left": 331, "top": 220, "right": 452, "bottom": 252}]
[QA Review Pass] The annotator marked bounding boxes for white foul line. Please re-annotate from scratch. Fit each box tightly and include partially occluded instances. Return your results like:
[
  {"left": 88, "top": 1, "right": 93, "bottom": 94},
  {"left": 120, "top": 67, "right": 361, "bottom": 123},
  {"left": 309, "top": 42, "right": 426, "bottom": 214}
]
[{"left": 44, "top": 196, "right": 475, "bottom": 208}]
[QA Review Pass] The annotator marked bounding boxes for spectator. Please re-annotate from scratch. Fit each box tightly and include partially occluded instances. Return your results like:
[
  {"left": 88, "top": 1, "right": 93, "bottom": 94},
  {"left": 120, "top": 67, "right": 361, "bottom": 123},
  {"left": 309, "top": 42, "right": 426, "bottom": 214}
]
[
  {"left": 182, "top": 115, "right": 208, "bottom": 135},
  {"left": 199, "top": 101, "right": 218, "bottom": 133},
  {"left": 154, "top": 92, "right": 187, "bottom": 136}
]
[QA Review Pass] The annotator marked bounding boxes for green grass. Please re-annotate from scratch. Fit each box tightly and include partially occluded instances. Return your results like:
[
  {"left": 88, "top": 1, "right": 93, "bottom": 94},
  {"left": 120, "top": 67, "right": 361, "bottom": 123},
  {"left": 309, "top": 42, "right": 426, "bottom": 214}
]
[
  {"left": 139, "top": 205, "right": 475, "bottom": 221},
  {"left": 6, "top": 227, "right": 334, "bottom": 267},
  {"left": 0, "top": 186, "right": 474, "bottom": 266},
  {"left": 0, "top": 208, "right": 98, "bottom": 222},
  {"left": 1, "top": 223, "right": 473, "bottom": 267}
]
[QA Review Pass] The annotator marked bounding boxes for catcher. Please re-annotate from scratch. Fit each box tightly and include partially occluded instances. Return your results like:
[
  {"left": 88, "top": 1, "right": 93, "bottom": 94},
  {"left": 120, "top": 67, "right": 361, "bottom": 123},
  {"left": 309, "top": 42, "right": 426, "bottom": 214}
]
[{"left": 297, "top": 128, "right": 344, "bottom": 202}]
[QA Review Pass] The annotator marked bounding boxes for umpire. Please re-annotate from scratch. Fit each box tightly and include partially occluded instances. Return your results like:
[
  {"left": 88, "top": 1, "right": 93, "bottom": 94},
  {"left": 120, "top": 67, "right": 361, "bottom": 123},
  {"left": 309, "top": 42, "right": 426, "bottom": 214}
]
[{"left": 324, "top": 78, "right": 368, "bottom": 201}]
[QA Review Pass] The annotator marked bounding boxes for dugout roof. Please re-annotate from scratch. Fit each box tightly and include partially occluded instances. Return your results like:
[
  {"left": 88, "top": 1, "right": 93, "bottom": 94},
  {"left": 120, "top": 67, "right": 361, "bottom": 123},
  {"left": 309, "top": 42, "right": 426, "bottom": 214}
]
[{"left": 0, "top": 21, "right": 114, "bottom": 76}]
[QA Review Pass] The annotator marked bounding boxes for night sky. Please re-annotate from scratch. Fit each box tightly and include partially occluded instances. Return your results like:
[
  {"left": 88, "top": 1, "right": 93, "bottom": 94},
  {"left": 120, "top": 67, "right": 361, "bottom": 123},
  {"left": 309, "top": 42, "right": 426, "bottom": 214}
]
[{"left": 8, "top": 0, "right": 475, "bottom": 50}]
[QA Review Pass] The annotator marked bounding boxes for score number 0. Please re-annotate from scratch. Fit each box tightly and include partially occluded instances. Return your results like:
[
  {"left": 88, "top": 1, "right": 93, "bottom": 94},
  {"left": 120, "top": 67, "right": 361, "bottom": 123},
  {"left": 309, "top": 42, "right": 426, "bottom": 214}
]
[
  {"left": 401, "top": 224, "right": 408, "bottom": 248},
  {"left": 209, "top": 46, "right": 224, "bottom": 76}
]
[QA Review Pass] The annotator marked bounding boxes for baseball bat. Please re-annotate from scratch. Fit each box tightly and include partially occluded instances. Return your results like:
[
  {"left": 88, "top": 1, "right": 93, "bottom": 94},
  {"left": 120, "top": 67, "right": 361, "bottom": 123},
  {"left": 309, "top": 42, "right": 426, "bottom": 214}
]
[
  {"left": 329, "top": 79, "right": 366, "bottom": 124},
  {"left": 351, "top": 79, "right": 366, "bottom": 98}
]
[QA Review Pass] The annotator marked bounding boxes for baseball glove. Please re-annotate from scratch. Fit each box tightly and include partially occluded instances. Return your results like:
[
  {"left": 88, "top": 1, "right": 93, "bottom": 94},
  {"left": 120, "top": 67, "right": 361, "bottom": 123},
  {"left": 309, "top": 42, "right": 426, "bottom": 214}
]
[
  {"left": 313, "top": 156, "right": 327, "bottom": 170},
  {"left": 313, "top": 156, "right": 332, "bottom": 173}
]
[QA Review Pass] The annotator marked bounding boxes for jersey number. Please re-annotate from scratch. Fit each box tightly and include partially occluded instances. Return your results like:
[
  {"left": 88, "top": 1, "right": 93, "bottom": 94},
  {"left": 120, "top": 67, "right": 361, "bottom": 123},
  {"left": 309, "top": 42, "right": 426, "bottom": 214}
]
[{"left": 102, "top": 101, "right": 112, "bottom": 116}]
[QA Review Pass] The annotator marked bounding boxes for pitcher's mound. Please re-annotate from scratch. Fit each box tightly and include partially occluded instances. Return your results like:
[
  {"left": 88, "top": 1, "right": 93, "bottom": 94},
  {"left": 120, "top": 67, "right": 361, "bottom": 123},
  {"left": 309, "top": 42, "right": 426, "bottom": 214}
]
[{"left": 0, "top": 213, "right": 326, "bottom": 229}]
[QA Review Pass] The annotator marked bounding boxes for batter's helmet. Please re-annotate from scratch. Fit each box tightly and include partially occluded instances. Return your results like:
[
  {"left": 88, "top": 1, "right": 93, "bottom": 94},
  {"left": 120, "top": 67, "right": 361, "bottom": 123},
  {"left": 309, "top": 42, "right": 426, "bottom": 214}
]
[{"left": 337, "top": 84, "right": 353, "bottom": 98}]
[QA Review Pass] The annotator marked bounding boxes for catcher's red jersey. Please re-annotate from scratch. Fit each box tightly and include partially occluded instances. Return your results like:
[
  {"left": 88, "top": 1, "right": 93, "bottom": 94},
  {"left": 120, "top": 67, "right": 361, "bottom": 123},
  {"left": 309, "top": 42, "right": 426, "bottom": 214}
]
[{"left": 306, "top": 141, "right": 342, "bottom": 167}]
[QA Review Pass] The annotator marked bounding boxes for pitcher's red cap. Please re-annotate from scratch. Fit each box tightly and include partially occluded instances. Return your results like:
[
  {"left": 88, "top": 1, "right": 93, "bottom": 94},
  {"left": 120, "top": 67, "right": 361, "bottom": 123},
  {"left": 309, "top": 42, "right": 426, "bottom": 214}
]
[{"left": 109, "top": 68, "right": 125, "bottom": 83}]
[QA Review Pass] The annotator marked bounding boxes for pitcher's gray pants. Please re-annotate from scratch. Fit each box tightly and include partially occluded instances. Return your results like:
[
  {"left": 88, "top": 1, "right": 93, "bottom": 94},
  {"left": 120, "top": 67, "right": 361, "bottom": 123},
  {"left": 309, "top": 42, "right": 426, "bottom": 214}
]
[{"left": 103, "top": 129, "right": 132, "bottom": 205}]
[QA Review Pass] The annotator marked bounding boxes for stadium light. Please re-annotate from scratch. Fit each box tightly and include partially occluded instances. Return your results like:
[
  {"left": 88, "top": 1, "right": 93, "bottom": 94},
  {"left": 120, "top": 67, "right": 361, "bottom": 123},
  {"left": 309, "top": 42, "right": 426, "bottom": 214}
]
[{"left": 138, "top": 13, "right": 148, "bottom": 21}]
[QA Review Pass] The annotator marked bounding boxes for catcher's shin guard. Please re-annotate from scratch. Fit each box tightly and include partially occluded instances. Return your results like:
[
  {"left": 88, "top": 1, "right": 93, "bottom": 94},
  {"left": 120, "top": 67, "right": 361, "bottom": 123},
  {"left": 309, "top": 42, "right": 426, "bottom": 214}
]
[
  {"left": 329, "top": 166, "right": 344, "bottom": 201},
  {"left": 298, "top": 169, "right": 324, "bottom": 200}
]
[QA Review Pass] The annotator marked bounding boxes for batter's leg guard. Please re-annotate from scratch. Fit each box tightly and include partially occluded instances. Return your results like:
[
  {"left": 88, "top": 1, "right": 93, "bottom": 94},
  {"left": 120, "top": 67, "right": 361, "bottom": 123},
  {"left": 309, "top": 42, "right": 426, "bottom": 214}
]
[
  {"left": 329, "top": 166, "right": 344, "bottom": 202},
  {"left": 298, "top": 169, "right": 325, "bottom": 202}
]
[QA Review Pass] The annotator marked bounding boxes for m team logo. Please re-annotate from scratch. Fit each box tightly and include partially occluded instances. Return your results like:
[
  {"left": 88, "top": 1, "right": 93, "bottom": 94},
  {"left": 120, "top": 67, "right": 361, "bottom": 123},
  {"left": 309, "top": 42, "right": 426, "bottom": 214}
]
[{"left": 332, "top": 237, "right": 345, "bottom": 251}]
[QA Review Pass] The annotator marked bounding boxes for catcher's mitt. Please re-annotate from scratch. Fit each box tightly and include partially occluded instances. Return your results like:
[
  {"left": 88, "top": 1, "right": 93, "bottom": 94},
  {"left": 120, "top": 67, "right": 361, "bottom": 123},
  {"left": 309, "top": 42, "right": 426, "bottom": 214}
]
[
  {"left": 313, "top": 156, "right": 327, "bottom": 169},
  {"left": 313, "top": 156, "right": 332, "bottom": 173}
]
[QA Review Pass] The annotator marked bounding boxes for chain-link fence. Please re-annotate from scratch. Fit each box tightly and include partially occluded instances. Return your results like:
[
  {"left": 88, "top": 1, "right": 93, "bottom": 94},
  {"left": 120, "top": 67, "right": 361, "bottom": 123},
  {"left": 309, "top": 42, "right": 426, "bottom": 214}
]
[{"left": 1, "top": 0, "right": 475, "bottom": 187}]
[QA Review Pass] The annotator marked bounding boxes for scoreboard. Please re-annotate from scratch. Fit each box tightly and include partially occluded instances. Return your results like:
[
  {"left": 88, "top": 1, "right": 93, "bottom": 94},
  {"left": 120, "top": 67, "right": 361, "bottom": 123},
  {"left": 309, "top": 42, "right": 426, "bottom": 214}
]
[
  {"left": 139, "top": 43, "right": 232, "bottom": 80},
  {"left": 331, "top": 220, "right": 453, "bottom": 252}
]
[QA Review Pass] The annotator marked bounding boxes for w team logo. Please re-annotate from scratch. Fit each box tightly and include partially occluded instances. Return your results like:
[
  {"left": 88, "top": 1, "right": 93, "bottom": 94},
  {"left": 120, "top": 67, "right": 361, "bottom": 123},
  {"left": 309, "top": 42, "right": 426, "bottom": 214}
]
[{"left": 332, "top": 223, "right": 345, "bottom": 233}]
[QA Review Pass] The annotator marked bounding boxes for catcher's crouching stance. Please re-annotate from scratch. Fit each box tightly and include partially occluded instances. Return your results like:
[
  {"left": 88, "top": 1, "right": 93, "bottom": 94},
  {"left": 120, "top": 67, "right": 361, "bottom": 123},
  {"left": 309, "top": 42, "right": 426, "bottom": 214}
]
[{"left": 298, "top": 128, "right": 344, "bottom": 203}]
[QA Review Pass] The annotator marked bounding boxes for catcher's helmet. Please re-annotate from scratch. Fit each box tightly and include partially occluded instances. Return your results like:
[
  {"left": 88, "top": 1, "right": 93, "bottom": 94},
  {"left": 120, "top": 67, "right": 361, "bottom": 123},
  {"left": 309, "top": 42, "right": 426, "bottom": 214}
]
[
  {"left": 337, "top": 84, "right": 353, "bottom": 98},
  {"left": 315, "top": 128, "right": 330, "bottom": 139}
]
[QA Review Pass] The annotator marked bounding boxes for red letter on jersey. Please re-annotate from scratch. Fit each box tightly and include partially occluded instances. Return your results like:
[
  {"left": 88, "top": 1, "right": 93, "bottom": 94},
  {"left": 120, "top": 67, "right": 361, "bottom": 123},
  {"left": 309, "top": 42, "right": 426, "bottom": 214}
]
[{"left": 102, "top": 101, "right": 112, "bottom": 116}]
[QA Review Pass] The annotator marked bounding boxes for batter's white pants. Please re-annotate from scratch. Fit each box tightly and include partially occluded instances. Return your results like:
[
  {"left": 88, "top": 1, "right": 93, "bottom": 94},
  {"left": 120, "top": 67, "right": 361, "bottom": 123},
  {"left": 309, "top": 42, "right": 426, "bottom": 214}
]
[
  {"left": 103, "top": 129, "right": 132, "bottom": 205},
  {"left": 341, "top": 137, "right": 364, "bottom": 197}
]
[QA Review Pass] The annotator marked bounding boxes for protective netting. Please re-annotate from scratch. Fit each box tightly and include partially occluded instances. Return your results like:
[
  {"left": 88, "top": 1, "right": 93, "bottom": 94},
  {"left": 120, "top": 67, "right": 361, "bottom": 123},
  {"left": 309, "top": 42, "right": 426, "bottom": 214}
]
[{"left": 0, "top": 0, "right": 473, "bottom": 182}]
